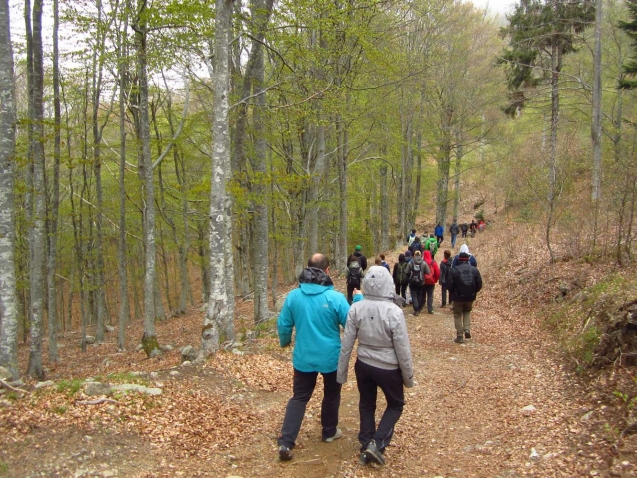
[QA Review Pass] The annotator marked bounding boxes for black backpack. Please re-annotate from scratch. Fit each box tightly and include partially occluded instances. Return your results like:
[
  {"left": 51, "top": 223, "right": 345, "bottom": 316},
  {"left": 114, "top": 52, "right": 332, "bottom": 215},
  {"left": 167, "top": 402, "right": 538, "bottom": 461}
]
[
  {"left": 348, "top": 262, "right": 362, "bottom": 286},
  {"left": 409, "top": 262, "right": 423, "bottom": 285}
]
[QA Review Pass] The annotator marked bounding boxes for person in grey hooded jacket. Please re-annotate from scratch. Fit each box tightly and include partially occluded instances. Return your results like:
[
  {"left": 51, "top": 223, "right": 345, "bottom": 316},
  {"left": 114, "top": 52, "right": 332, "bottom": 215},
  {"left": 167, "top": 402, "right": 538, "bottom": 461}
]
[{"left": 337, "top": 266, "right": 414, "bottom": 466}]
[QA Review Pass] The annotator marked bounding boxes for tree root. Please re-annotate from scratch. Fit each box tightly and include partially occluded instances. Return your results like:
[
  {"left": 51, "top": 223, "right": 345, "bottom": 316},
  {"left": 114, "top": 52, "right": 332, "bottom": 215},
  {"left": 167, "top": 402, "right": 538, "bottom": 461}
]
[
  {"left": 0, "top": 379, "right": 29, "bottom": 395},
  {"left": 75, "top": 398, "right": 118, "bottom": 405}
]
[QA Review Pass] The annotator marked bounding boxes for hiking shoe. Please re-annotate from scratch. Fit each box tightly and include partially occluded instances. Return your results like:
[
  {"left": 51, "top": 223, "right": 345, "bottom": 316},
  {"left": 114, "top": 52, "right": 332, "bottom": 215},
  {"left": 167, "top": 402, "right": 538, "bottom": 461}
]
[
  {"left": 322, "top": 428, "right": 342, "bottom": 443},
  {"left": 358, "top": 452, "right": 370, "bottom": 465},
  {"left": 465, "top": 331, "right": 471, "bottom": 339},
  {"left": 428, "top": 309, "right": 434, "bottom": 314},
  {"left": 279, "top": 445, "right": 293, "bottom": 461},
  {"left": 454, "top": 335, "right": 464, "bottom": 344},
  {"left": 365, "top": 441, "right": 386, "bottom": 466}
]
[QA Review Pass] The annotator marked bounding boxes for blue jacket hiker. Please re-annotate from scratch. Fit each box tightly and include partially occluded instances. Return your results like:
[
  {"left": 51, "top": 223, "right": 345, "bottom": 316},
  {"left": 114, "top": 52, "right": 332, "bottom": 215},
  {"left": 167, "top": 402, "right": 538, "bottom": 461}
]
[{"left": 277, "top": 253, "right": 350, "bottom": 461}]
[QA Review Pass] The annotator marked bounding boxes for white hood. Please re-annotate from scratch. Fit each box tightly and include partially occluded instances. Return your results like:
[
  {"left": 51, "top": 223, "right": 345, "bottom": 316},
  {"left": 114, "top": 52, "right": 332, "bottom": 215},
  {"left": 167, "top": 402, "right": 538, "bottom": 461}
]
[{"left": 362, "top": 266, "right": 395, "bottom": 298}]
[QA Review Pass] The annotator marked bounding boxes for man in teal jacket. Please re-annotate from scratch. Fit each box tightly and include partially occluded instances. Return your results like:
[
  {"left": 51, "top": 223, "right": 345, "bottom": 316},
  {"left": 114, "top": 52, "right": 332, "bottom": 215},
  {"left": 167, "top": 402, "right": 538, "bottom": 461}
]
[{"left": 277, "top": 253, "right": 350, "bottom": 461}]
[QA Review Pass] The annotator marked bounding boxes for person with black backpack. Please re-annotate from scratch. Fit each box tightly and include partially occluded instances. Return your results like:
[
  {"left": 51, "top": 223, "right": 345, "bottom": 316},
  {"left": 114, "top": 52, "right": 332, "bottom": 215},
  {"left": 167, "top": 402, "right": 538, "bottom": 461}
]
[
  {"left": 392, "top": 253, "right": 409, "bottom": 302},
  {"left": 404, "top": 251, "right": 430, "bottom": 316},
  {"left": 346, "top": 254, "right": 365, "bottom": 304},
  {"left": 439, "top": 250, "right": 453, "bottom": 308},
  {"left": 449, "top": 252, "right": 483, "bottom": 343},
  {"left": 409, "top": 235, "right": 423, "bottom": 256}
]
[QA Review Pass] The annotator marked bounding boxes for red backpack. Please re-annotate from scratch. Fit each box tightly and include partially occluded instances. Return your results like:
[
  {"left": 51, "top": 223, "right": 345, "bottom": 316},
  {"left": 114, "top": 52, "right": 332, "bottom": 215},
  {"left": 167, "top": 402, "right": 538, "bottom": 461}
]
[{"left": 424, "top": 261, "right": 436, "bottom": 285}]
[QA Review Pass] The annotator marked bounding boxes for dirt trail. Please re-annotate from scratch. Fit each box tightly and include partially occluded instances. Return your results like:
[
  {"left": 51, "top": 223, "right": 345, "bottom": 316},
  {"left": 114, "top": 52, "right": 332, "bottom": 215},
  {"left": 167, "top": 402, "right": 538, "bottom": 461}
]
[{"left": 2, "top": 230, "right": 632, "bottom": 477}]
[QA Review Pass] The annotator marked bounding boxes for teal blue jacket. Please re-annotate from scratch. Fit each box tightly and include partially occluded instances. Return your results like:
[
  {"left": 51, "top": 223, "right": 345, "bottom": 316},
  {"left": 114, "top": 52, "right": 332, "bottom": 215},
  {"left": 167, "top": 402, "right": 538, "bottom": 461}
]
[{"left": 278, "top": 268, "right": 350, "bottom": 373}]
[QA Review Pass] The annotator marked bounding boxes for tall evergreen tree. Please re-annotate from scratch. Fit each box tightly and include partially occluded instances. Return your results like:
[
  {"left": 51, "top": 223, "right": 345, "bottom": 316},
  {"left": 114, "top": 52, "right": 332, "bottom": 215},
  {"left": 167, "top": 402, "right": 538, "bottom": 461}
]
[
  {"left": 499, "top": 0, "right": 593, "bottom": 261},
  {"left": 619, "top": 0, "right": 637, "bottom": 88}
]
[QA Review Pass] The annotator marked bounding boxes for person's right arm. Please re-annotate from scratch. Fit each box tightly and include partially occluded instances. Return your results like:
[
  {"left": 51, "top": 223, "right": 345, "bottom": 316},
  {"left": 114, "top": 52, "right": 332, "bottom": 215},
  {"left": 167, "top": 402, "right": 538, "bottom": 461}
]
[{"left": 277, "top": 295, "right": 294, "bottom": 347}]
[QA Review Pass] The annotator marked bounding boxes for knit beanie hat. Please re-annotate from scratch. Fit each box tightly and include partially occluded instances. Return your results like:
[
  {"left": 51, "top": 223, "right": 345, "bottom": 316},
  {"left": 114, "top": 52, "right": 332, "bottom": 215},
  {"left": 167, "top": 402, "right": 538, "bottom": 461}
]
[
  {"left": 459, "top": 252, "right": 470, "bottom": 261},
  {"left": 405, "top": 250, "right": 412, "bottom": 258},
  {"left": 355, "top": 245, "right": 362, "bottom": 251}
]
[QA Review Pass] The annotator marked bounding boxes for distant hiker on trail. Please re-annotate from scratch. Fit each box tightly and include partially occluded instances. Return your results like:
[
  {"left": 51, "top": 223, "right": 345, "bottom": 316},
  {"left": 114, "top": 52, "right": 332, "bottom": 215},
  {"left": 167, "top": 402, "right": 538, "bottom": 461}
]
[
  {"left": 392, "top": 253, "right": 409, "bottom": 301},
  {"left": 406, "top": 228, "right": 417, "bottom": 247},
  {"left": 346, "top": 254, "right": 365, "bottom": 304},
  {"left": 404, "top": 250, "right": 430, "bottom": 316},
  {"left": 277, "top": 253, "right": 350, "bottom": 461},
  {"left": 470, "top": 220, "right": 478, "bottom": 237},
  {"left": 460, "top": 222, "right": 469, "bottom": 238},
  {"left": 424, "top": 234, "right": 438, "bottom": 259},
  {"left": 422, "top": 250, "right": 440, "bottom": 314},
  {"left": 353, "top": 245, "right": 368, "bottom": 271},
  {"left": 478, "top": 220, "right": 485, "bottom": 232},
  {"left": 409, "top": 235, "right": 423, "bottom": 255},
  {"left": 404, "top": 250, "right": 412, "bottom": 263},
  {"left": 449, "top": 252, "right": 483, "bottom": 344},
  {"left": 337, "top": 266, "right": 414, "bottom": 467},
  {"left": 434, "top": 223, "right": 444, "bottom": 246},
  {"left": 380, "top": 254, "right": 390, "bottom": 272},
  {"left": 452, "top": 243, "right": 478, "bottom": 268},
  {"left": 449, "top": 219, "right": 460, "bottom": 248},
  {"left": 439, "top": 250, "right": 453, "bottom": 308}
]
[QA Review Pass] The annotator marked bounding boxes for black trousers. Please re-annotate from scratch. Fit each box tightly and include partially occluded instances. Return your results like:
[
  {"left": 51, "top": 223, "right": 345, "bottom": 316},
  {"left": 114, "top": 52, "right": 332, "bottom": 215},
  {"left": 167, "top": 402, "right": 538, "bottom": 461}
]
[
  {"left": 409, "top": 283, "right": 424, "bottom": 313},
  {"left": 355, "top": 359, "right": 405, "bottom": 453},
  {"left": 395, "top": 282, "right": 407, "bottom": 300},
  {"left": 278, "top": 369, "right": 342, "bottom": 449},
  {"left": 423, "top": 284, "right": 435, "bottom": 312},
  {"left": 347, "top": 283, "right": 360, "bottom": 304}
]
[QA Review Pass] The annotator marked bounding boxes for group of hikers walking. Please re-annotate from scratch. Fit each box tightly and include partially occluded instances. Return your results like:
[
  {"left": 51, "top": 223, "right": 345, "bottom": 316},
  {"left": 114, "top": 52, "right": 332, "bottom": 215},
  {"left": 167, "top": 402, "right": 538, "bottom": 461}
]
[{"left": 276, "top": 220, "right": 483, "bottom": 467}]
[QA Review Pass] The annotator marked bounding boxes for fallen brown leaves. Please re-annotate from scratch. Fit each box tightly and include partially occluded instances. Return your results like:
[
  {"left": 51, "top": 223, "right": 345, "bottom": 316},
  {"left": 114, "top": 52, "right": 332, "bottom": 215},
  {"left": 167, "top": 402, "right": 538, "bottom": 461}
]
[{"left": 2, "top": 221, "right": 637, "bottom": 477}]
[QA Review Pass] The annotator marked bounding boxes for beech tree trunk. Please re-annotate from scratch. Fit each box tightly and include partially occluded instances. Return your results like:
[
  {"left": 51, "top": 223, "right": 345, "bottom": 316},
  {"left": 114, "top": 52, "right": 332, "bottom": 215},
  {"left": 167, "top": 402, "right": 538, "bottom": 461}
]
[
  {"left": 135, "top": 0, "right": 161, "bottom": 357},
  {"left": 117, "top": 0, "right": 130, "bottom": 350},
  {"left": 27, "top": 0, "right": 46, "bottom": 380},
  {"left": 251, "top": 0, "right": 272, "bottom": 324},
  {"left": 201, "top": 0, "right": 234, "bottom": 357},
  {"left": 46, "top": 0, "right": 61, "bottom": 363},
  {"left": 0, "top": 0, "right": 19, "bottom": 379}
]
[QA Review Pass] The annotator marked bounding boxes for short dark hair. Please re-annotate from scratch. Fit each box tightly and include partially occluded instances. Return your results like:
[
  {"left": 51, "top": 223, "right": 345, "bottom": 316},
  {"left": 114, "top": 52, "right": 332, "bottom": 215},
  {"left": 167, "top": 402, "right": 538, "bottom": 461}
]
[
  {"left": 308, "top": 253, "right": 330, "bottom": 271},
  {"left": 380, "top": 254, "right": 386, "bottom": 260},
  {"left": 412, "top": 228, "right": 416, "bottom": 233},
  {"left": 444, "top": 250, "right": 451, "bottom": 259},
  {"left": 374, "top": 256, "right": 382, "bottom": 265}
]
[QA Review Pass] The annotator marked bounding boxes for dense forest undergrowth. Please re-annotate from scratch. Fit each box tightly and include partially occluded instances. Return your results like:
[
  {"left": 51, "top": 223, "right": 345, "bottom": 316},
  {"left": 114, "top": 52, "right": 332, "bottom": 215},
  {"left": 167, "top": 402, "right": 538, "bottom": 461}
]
[{"left": 2, "top": 219, "right": 637, "bottom": 477}]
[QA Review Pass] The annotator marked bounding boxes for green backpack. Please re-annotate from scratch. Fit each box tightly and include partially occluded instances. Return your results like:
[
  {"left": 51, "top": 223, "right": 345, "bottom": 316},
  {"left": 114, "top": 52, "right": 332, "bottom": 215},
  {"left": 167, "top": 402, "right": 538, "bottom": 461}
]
[{"left": 396, "top": 262, "right": 408, "bottom": 284}]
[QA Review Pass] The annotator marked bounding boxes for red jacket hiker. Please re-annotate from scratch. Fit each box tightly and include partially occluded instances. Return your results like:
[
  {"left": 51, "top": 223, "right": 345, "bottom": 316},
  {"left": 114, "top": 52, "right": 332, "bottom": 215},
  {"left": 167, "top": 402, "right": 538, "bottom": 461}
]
[{"left": 423, "top": 251, "right": 440, "bottom": 284}]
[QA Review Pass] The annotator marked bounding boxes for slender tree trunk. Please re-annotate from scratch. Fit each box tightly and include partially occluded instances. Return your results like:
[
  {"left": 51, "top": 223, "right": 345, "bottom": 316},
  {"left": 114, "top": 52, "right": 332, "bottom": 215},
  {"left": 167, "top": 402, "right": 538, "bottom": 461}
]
[
  {"left": 46, "top": 0, "right": 61, "bottom": 363},
  {"left": 591, "top": 0, "right": 602, "bottom": 203},
  {"left": 0, "top": 0, "right": 19, "bottom": 379},
  {"left": 453, "top": 132, "right": 463, "bottom": 220},
  {"left": 251, "top": 0, "right": 271, "bottom": 324},
  {"left": 93, "top": 0, "right": 107, "bottom": 343},
  {"left": 337, "top": 115, "right": 348, "bottom": 272},
  {"left": 201, "top": 0, "right": 234, "bottom": 357},
  {"left": 27, "top": 0, "right": 45, "bottom": 380},
  {"left": 134, "top": 0, "right": 161, "bottom": 357},
  {"left": 380, "top": 165, "right": 389, "bottom": 251},
  {"left": 117, "top": 0, "right": 129, "bottom": 351},
  {"left": 546, "top": 43, "right": 561, "bottom": 263}
]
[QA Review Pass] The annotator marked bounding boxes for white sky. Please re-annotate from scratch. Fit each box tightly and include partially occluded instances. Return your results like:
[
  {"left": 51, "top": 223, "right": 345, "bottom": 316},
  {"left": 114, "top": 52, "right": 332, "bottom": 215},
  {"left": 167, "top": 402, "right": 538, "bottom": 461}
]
[{"left": 470, "top": 0, "right": 516, "bottom": 16}]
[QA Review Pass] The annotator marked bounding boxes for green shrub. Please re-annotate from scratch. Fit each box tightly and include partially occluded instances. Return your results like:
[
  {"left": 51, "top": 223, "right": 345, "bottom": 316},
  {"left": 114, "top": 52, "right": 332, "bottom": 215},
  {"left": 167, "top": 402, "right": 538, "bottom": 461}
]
[{"left": 56, "top": 379, "right": 82, "bottom": 396}]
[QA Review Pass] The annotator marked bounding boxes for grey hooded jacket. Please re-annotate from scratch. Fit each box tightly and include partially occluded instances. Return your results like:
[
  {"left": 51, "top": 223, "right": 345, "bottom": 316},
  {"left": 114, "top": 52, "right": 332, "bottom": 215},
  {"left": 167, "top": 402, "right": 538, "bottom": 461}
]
[{"left": 337, "top": 266, "right": 414, "bottom": 388}]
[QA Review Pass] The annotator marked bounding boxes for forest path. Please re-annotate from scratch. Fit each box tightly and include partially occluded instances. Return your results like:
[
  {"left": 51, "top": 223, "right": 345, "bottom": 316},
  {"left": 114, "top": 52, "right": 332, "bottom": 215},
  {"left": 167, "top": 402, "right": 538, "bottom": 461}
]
[
  {"left": 233, "top": 232, "right": 611, "bottom": 477},
  {"left": 1, "top": 229, "right": 629, "bottom": 477}
]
